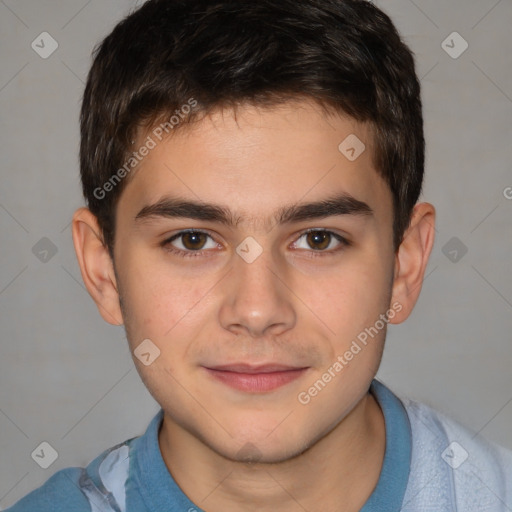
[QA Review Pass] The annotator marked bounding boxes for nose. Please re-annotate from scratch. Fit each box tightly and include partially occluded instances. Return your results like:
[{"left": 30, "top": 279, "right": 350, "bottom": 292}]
[{"left": 218, "top": 248, "right": 297, "bottom": 338}]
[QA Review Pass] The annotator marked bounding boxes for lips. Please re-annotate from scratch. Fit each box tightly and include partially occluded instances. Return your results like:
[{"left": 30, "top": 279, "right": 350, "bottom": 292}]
[
  {"left": 202, "top": 363, "right": 309, "bottom": 392},
  {"left": 208, "top": 363, "right": 304, "bottom": 373}
]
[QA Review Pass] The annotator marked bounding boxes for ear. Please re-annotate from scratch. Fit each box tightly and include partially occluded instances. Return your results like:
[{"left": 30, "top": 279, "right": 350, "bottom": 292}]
[
  {"left": 71, "top": 207, "right": 123, "bottom": 326},
  {"left": 389, "top": 202, "right": 436, "bottom": 324}
]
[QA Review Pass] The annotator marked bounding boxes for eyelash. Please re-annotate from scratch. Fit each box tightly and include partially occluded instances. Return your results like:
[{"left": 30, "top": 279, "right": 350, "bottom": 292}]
[{"left": 161, "top": 228, "right": 351, "bottom": 259}]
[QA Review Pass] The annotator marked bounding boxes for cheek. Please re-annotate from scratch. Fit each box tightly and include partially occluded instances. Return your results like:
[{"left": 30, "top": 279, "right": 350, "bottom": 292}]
[
  {"left": 116, "top": 250, "right": 211, "bottom": 342},
  {"left": 307, "top": 256, "right": 392, "bottom": 342}
]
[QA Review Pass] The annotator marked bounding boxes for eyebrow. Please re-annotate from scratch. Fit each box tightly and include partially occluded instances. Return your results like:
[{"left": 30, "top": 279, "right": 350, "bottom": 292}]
[{"left": 134, "top": 192, "right": 373, "bottom": 227}]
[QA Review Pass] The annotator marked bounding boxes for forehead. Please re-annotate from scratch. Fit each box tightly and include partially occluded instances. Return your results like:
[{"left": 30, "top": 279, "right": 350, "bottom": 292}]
[{"left": 118, "top": 100, "right": 392, "bottom": 228}]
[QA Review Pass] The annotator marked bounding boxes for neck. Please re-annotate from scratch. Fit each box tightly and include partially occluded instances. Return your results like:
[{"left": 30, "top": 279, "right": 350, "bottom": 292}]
[{"left": 158, "top": 391, "right": 386, "bottom": 512}]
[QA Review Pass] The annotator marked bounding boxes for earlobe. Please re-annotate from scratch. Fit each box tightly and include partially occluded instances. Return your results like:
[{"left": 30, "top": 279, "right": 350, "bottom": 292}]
[
  {"left": 389, "top": 202, "right": 436, "bottom": 324},
  {"left": 71, "top": 207, "right": 124, "bottom": 326}
]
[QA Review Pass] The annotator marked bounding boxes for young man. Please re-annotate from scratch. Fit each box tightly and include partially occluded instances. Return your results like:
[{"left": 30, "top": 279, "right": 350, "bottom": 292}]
[{"left": 6, "top": 0, "right": 511, "bottom": 511}]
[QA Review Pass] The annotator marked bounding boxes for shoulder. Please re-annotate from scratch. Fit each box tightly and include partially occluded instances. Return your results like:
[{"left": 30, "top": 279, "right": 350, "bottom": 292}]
[
  {"left": 403, "top": 397, "right": 512, "bottom": 472},
  {"left": 400, "top": 395, "right": 512, "bottom": 511},
  {"left": 4, "top": 439, "right": 136, "bottom": 512},
  {"left": 3, "top": 467, "right": 92, "bottom": 512}
]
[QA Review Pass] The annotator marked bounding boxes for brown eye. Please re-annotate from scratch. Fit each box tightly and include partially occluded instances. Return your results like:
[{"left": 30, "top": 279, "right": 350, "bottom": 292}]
[
  {"left": 180, "top": 231, "right": 208, "bottom": 250},
  {"left": 306, "top": 231, "right": 331, "bottom": 250},
  {"left": 163, "top": 230, "right": 218, "bottom": 255},
  {"left": 292, "top": 229, "right": 349, "bottom": 255}
]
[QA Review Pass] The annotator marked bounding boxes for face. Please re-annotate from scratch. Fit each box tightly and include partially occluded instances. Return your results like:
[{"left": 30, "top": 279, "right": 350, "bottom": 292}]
[{"left": 110, "top": 100, "right": 397, "bottom": 463}]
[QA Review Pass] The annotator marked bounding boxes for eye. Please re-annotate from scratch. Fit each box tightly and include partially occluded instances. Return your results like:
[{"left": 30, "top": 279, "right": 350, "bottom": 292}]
[
  {"left": 292, "top": 229, "right": 349, "bottom": 254},
  {"left": 162, "top": 230, "right": 219, "bottom": 257}
]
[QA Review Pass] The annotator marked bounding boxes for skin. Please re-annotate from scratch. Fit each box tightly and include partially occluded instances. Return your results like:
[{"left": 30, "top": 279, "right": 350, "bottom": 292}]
[{"left": 72, "top": 99, "right": 435, "bottom": 512}]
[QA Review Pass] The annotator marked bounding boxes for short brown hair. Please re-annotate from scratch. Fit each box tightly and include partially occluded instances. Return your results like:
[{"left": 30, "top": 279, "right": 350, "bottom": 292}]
[{"left": 80, "top": 0, "right": 424, "bottom": 256}]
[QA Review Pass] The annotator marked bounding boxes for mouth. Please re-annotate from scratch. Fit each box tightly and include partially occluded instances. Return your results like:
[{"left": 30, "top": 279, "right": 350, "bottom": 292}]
[{"left": 202, "top": 364, "right": 309, "bottom": 393}]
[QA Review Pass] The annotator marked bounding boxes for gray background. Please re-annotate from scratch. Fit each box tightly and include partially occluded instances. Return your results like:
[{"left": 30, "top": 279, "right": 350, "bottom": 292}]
[{"left": 0, "top": 0, "right": 511, "bottom": 508}]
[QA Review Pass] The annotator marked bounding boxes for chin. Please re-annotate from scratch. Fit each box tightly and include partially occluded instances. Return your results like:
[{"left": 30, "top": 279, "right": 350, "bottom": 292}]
[
  {"left": 224, "top": 439, "right": 308, "bottom": 465},
  {"left": 206, "top": 421, "right": 316, "bottom": 465}
]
